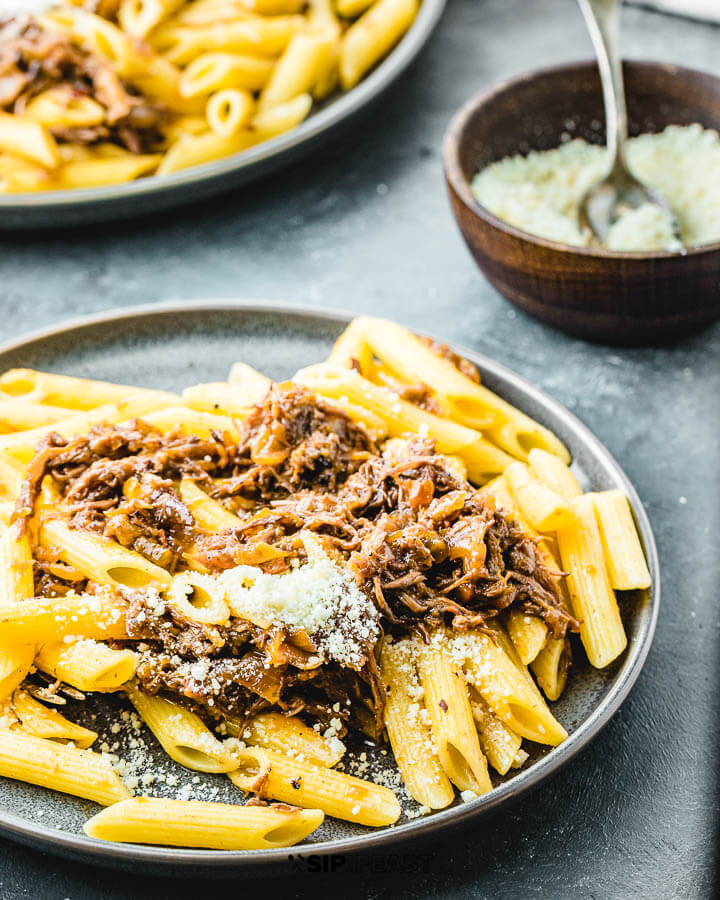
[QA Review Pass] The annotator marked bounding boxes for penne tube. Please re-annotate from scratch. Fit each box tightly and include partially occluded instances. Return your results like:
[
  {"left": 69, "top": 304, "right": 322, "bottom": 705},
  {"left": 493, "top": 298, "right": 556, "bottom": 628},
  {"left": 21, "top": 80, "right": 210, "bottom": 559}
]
[
  {"left": 556, "top": 496, "right": 627, "bottom": 669},
  {"left": 118, "top": 0, "right": 185, "bottom": 38},
  {"left": 0, "top": 502, "right": 12, "bottom": 524},
  {"left": 530, "top": 636, "right": 570, "bottom": 702},
  {"left": 23, "top": 87, "right": 106, "bottom": 129},
  {"left": 35, "top": 640, "right": 136, "bottom": 693},
  {"left": 0, "top": 368, "right": 176, "bottom": 411},
  {"left": 257, "top": 25, "right": 338, "bottom": 112},
  {"left": 12, "top": 689, "right": 97, "bottom": 749},
  {"left": 0, "top": 451, "right": 25, "bottom": 502},
  {"left": 590, "top": 490, "right": 651, "bottom": 591},
  {"left": 127, "top": 684, "right": 239, "bottom": 773},
  {"left": 206, "top": 89, "right": 255, "bottom": 138},
  {"left": 449, "top": 628, "right": 567, "bottom": 746},
  {"left": 228, "top": 746, "right": 401, "bottom": 826},
  {"left": 165, "top": 572, "right": 230, "bottom": 625},
  {"left": 0, "top": 593, "right": 129, "bottom": 645},
  {"left": 504, "top": 462, "right": 572, "bottom": 532},
  {"left": 175, "top": 0, "right": 306, "bottom": 25},
  {"left": 157, "top": 16, "right": 305, "bottom": 66},
  {"left": 238, "top": 712, "right": 344, "bottom": 767},
  {"left": 528, "top": 448, "right": 582, "bottom": 502},
  {"left": 55, "top": 155, "right": 163, "bottom": 190},
  {"left": 416, "top": 637, "right": 492, "bottom": 795},
  {"left": 0, "top": 642, "right": 34, "bottom": 702},
  {"left": 0, "top": 112, "right": 60, "bottom": 169},
  {"left": 0, "top": 730, "right": 130, "bottom": 805},
  {"left": 340, "top": 0, "right": 418, "bottom": 89},
  {"left": 0, "top": 399, "right": 77, "bottom": 433},
  {"left": 469, "top": 692, "right": 523, "bottom": 776},
  {"left": 0, "top": 391, "right": 180, "bottom": 464},
  {"left": 294, "top": 365, "right": 512, "bottom": 482},
  {"left": 182, "top": 380, "right": 262, "bottom": 415},
  {"left": 179, "top": 478, "right": 244, "bottom": 532},
  {"left": 337, "top": 0, "right": 375, "bottom": 16},
  {"left": 250, "top": 92, "right": 312, "bottom": 136},
  {"left": 139, "top": 406, "right": 244, "bottom": 439},
  {"left": 40, "top": 518, "right": 172, "bottom": 590},
  {"left": 179, "top": 52, "right": 275, "bottom": 98},
  {"left": 0, "top": 522, "right": 35, "bottom": 609},
  {"left": 84, "top": 797, "right": 324, "bottom": 849},
  {"left": 505, "top": 609, "right": 548, "bottom": 666},
  {"left": 335, "top": 317, "right": 570, "bottom": 461},
  {"left": 380, "top": 639, "right": 454, "bottom": 810},
  {"left": 157, "top": 131, "right": 256, "bottom": 174},
  {"left": 229, "top": 362, "right": 274, "bottom": 396}
]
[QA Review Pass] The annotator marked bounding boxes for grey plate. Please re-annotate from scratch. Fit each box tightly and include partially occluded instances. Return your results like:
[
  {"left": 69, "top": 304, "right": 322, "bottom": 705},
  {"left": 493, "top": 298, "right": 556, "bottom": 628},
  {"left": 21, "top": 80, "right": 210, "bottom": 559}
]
[
  {"left": 0, "top": 0, "right": 445, "bottom": 230},
  {"left": 0, "top": 301, "right": 659, "bottom": 875}
]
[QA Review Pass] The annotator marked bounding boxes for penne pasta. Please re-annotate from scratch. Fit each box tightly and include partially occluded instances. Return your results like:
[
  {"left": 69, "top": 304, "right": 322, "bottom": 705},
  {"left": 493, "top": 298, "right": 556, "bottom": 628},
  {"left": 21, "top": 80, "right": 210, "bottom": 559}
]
[
  {"left": 0, "top": 730, "right": 130, "bottom": 805},
  {"left": 179, "top": 478, "right": 244, "bottom": 532},
  {"left": 469, "top": 692, "right": 523, "bottom": 777},
  {"left": 416, "top": 637, "right": 492, "bottom": 795},
  {"left": 530, "top": 636, "right": 570, "bottom": 702},
  {"left": 528, "top": 448, "right": 583, "bottom": 502},
  {"left": 340, "top": 0, "right": 419, "bottom": 89},
  {"left": 0, "top": 368, "right": 174, "bottom": 410},
  {"left": 380, "top": 638, "right": 454, "bottom": 809},
  {"left": 12, "top": 689, "right": 97, "bottom": 748},
  {"left": 504, "top": 461, "right": 573, "bottom": 532},
  {"left": 257, "top": 25, "right": 338, "bottom": 112},
  {"left": 40, "top": 518, "right": 172, "bottom": 590},
  {"left": 237, "top": 711, "right": 344, "bottom": 767},
  {"left": 0, "top": 642, "right": 34, "bottom": 702},
  {"left": 182, "top": 381, "right": 260, "bottom": 415},
  {"left": 0, "top": 593, "right": 129, "bottom": 645},
  {"left": 0, "top": 400, "right": 78, "bottom": 433},
  {"left": 0, "top": 112, "right": 59, "bottom": 169},
  {"left": 35, "top": 640, "right": 136, "bottom": 693},
  {"left": 179, "top": 52, "right": 275, "bottom": 97},
  {"left": 556, "top": 496, "right": 627, "bottom": 669},
  {"left": 118, "top": 0, "right": 186, "bottom": 38},
  {"left": 505, "top": 609, "right": 548, "bottom": 666},
  {"left": 206, "top": 88, "right": 255, "bottom": 138},
  {"left": 127, "top": 684, "right": 240, "bottom": 773},
  {"left": 228, "top": 746, "right": 402, "bottom": 826},
  {"left": 591, "top": 490, "right": 651, "bottom": 591},
  {"left": 84, "top": 797, "right": 324, "bottom": 849}
]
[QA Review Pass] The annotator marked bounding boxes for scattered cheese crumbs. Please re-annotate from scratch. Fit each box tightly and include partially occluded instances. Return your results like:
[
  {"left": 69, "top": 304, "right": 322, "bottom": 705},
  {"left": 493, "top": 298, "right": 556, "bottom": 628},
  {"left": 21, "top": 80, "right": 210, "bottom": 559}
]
[
  {"left": 460, "top": 790, "right": 479, "bottom": 803},
  {"left": 351, "top": 804, "right": 361, "bottom": 816}
]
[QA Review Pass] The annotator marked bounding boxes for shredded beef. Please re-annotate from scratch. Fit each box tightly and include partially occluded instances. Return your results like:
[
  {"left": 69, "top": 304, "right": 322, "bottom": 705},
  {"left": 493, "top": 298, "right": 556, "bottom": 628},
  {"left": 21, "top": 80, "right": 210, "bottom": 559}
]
[{"left": 20, "top": 382, "right": 575, "bottom": 732}]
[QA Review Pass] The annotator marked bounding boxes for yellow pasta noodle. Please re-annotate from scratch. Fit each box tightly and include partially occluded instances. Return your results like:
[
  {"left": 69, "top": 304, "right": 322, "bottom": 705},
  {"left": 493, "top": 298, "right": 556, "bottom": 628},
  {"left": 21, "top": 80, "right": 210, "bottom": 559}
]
[
  {"left": 416, "top": 637, "right": 492, "bottom": 795},
  {"left": 590, "top": 490, "right": 651, "bottom": 591},
  {"left": 207, "top": 88, "right": 255, "bottom": 138},
  {"left": 556, "top": 495, "right": 627, "bottom": 669},
  {"left": 340, "top": 0, "right": 419, "bottom": 89},
  {"left": 530, "top": 636, "right": 570, "bottom": 702},
  {"left": 0, "top": 730, "right": 130, "bottom": 805},
  {"left": 505, "top": 609, "right": 548, "bottom": 666},
  {"left": 228, "top": 746, "right": 401, "bottom": 826},
  {"left": 0, "top": 112, "right": 59, "bottom": 169},
  {"left": 12, "top": 689, "right": 97, "bottom": 749},
  {"left": 528, "top": 448, "right": 583, "bottom": 502},
  {"left": 469, "top": 692, "right": 523, "bottom": 777},
  {"left": 84, "top": 797, "right": 324, "bottom": 849},
  {"left": 504, "top": 461, "right": 572, "bottom": 532},
  {"left": 40, "top": 518, "right": 172, "bottom": 590},
  {"left": 0, "top": 400, "right": 78, "bottom": 433},
  {"left": 35, "top": 640, "right": 136, "bottom": 693},
  {"left": 380, "top": 638, "right": 454, "bottom": 809},
  {"left": 127, "top": 684, "right": 240, "bottom": 773},
  {"left": 0, "top": 592, "right": 129, "bottom": 645},
  {"left": 238, "top": 711, "right": 344, "bottom": 767},
  {"left": 0, "top": 643, "right": 34, "bottom": 703}
]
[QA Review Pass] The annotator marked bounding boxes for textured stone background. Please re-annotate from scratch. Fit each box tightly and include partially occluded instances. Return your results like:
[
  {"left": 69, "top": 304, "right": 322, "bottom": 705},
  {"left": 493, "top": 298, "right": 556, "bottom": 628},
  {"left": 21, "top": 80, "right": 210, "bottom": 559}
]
[{"left": 0, "top": 0, "right": 718, "bottom": 897}]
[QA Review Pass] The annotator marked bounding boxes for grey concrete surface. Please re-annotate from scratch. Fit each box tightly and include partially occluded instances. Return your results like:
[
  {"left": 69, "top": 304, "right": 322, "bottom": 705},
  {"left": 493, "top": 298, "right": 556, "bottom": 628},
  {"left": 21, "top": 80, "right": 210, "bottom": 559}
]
[{"left": 0, "top": 0, "right": 718, "bottom": 897}]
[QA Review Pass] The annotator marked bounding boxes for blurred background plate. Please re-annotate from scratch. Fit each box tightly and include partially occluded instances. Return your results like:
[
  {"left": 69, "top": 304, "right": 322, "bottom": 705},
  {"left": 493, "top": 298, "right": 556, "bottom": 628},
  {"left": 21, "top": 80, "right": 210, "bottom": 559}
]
[
  {"left": 0, "top": 0, "right": 445, "bottom": 230},
  {"left": 0, "top": 301, "right": 659, "bottom": 875}
]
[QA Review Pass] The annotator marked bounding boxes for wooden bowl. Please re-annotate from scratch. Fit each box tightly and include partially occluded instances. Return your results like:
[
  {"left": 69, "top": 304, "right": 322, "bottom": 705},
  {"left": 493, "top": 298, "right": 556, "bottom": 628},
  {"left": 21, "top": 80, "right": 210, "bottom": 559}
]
[{"left": 443, "top": 61, "right": 720, "bottom": 344}]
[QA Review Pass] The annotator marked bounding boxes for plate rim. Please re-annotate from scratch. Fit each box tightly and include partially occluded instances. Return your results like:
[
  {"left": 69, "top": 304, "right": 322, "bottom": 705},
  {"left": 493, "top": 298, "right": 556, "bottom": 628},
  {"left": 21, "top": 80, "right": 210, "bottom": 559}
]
[
  {"left": 0, "top": 300, "right": 660, "bottom": 871},
  {"left": 0, "top": 0, "right": 446, "bottom": 213}
]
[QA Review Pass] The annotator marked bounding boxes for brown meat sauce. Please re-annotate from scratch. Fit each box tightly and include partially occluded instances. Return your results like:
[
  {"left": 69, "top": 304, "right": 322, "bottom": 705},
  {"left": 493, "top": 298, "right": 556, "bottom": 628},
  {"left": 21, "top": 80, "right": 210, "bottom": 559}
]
[{"left": 19, "top": 382, "right": 575, "bottom": 733}]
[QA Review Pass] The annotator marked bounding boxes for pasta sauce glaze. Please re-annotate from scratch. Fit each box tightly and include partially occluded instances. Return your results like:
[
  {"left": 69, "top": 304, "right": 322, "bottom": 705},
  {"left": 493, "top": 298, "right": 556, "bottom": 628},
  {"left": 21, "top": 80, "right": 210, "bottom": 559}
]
[{"left": 16, "top": 381, "right": 576, "bottom": 737}]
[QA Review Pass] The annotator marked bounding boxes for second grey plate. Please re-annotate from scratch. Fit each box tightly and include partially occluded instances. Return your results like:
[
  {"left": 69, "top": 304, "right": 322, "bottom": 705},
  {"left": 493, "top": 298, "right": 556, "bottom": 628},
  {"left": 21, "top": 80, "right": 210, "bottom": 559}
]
[
  {"left": 0, "top": 301, "right": 659, "bottom": 874},
  {"left": 0, "top": 0, "right": 445, "bottom": 229}
]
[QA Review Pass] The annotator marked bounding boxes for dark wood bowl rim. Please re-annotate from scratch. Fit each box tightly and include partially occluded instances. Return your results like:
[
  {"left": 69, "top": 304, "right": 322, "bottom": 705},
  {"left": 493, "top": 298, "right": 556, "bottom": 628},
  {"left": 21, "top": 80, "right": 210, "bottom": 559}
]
[{"left": 443, "top": 59, "right": 720, "bottom": 260}]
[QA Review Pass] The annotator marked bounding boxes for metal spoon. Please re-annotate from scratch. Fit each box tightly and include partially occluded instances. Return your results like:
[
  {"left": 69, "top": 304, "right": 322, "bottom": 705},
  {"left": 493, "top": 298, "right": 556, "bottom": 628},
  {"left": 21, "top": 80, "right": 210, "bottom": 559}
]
[{"left": 577, "top": 0, "right": 681, "bottom": 245}]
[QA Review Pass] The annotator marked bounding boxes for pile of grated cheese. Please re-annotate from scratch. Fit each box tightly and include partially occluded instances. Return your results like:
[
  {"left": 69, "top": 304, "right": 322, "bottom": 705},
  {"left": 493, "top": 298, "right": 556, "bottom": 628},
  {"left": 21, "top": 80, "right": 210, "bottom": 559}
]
[
  {"left": 173, "top": 534, "right": 381, "bottom": 670},
  {"left": 472, "top": 124, "right": 720, "bottom": 252}
]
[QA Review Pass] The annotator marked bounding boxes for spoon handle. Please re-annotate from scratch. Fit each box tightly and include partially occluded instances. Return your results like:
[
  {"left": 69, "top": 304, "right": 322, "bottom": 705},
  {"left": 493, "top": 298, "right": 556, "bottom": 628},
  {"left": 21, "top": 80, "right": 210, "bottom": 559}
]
[{"left": 577, "top": 0, "right": 629, "bottom": 174}]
